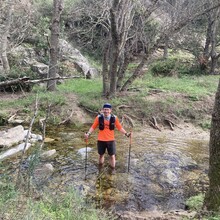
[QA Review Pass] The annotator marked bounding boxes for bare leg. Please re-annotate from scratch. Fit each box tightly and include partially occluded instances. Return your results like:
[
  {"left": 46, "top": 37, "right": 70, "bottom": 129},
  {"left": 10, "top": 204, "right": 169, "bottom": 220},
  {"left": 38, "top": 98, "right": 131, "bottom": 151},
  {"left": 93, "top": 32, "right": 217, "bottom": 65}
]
[
  {"left": 109, "top": 155, "right": 115, "bottom": 168},
  {"left": 99, "top": 154, "right": 104, "bottom": 165}
]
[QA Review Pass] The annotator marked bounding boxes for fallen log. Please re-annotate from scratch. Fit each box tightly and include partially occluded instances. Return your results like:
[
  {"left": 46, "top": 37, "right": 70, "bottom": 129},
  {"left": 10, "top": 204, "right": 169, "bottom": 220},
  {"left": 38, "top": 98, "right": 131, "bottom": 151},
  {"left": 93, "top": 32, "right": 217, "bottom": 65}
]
[{"left": 0, "top": 76, "right": 82, "bottom": 89}]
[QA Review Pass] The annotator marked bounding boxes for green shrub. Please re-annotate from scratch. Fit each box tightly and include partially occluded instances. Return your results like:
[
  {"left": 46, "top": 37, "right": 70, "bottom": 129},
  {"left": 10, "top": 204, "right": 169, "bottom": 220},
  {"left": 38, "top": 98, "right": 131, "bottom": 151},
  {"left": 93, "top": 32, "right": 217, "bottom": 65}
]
[
  {"left": 185, "top": 193, "right": 204, "bottom": 211},
  {"left": 150, "top": 58, "right": 181, "bottom": 76},
  {"left": 150, "top": 58, "right": 208, "bottom": 76}
]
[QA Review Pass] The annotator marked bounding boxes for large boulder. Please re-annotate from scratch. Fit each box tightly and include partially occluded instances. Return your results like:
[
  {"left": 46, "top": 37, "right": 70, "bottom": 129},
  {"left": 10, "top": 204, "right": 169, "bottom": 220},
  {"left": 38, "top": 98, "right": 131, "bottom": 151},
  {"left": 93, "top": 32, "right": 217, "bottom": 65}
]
[
  {"left": 0, "top": 125, "right": 25, "bottom": 148},
  {"left": 59, "top": 39, "right": 100, "bottom": 78},
  {"left": 31, "top": 61, "right": 49, "bottom": 78},
  {"left": 10, "top": 40, "right": 99, "bottom": 79}
]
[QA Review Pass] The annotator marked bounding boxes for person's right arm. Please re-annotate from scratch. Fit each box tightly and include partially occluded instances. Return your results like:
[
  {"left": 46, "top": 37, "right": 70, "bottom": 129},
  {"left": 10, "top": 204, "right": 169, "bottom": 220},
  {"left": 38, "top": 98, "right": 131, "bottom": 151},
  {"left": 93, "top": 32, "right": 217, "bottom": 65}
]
[
  {"left": 85, "top": 127, "right": 94, "bottom": 139},
  {"left": 84, "top": 116, "right": 99, "bottom": 139}
]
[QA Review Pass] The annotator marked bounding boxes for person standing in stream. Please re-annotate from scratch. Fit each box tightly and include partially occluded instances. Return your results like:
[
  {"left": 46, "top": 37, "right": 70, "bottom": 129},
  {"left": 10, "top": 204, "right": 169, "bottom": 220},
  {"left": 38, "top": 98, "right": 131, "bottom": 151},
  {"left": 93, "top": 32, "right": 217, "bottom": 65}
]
[{"left": 85, "top": 103, "right": 130, "bottom": 169}]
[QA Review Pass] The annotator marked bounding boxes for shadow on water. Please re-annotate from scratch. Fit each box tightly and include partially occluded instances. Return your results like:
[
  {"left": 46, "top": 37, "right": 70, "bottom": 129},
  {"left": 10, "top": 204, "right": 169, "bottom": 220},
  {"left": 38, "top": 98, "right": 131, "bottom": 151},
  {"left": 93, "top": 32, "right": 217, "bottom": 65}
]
[{"left": 5, "top": 125, "right": 210, "bottom": 212}]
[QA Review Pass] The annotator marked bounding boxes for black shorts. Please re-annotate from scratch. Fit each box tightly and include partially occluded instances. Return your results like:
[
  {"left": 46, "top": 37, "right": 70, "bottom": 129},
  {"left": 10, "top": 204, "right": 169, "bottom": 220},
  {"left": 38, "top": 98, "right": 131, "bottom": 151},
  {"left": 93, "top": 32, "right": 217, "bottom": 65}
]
[{"left": 97, "top": 141, "right": 116, "bottom": 156}]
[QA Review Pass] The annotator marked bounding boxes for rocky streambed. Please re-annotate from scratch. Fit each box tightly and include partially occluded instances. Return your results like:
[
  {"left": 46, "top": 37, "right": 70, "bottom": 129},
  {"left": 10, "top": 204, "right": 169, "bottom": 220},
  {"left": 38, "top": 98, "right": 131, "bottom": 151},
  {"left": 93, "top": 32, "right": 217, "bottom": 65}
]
[{"left": 0, "top": 124, "right": 210, "bottom": 219}]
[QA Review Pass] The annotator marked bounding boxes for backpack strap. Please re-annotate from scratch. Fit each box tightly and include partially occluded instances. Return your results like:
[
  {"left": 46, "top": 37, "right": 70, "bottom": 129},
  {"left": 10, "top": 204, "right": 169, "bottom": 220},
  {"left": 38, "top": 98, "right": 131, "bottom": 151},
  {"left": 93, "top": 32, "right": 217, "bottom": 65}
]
[
  {"left": 98, "top": 114, "right": 115, "bottom": 130},
  {"left": 98, "top": 114, "right": 104, "bottom": 130},
  {"left": 109, "top": 114, "right": 115, "bottom": 130}
]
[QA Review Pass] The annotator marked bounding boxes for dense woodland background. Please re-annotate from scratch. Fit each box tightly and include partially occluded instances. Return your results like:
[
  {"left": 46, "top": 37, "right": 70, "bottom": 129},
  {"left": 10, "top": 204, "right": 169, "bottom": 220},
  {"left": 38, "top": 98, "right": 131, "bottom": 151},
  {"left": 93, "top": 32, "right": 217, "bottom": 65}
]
[{"left": 1, "top": 0, "right": 220, "bottom": 94}]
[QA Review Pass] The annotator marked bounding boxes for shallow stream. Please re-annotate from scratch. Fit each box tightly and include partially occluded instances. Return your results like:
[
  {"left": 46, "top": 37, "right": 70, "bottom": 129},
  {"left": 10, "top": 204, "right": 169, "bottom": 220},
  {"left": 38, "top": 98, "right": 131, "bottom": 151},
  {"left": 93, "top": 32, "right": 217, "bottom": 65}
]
[
  {"left": 0, "top": 124, "right": 209, "bottom": 213},
  {"left": 35, "top": 125, "right": 209, "bottom": 212}
]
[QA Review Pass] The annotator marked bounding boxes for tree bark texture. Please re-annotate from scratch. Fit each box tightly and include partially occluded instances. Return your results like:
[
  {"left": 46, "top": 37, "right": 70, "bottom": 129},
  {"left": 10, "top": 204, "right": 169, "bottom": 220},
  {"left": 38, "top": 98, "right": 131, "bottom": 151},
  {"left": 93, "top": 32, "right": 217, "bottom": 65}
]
[
  {"left": 209, "top": 7, "right": 220, "bottom": 75},
  {"left": 116, "top": 53, "right": 130, "bottom": 90},
  {"left": 47, "top": 0, "right": 63, "bottom": 91},
  {"left": 120, "top": 54, "right": 148, "bottom": 91},
  {"left": 109, "top": 0, "right": 120, "bottom": 97},
  {"left": 107, "top": 0, "right": 134, "bottom": 97},
  {"left": 0, "top": 0, "right": 13, "bottom": 74},
  {"left": 204, "top": 79, "right": 220, "bottom": 210},
  {"left": 203, "top": 13, "right": 212, "bottom": 60},
  {"left": 102, "top": 41, "right": 110, "bottom": 96}
]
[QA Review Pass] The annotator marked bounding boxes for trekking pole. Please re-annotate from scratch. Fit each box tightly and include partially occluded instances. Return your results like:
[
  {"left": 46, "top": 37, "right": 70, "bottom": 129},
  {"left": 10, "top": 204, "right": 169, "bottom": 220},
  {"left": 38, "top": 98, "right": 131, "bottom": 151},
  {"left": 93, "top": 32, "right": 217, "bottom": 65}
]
[
  {"left": 128, "top": 129, "right": 132, "bottom": 173},
  {"left": 85, "top": 137, "right": 88, "bottom": 180}
]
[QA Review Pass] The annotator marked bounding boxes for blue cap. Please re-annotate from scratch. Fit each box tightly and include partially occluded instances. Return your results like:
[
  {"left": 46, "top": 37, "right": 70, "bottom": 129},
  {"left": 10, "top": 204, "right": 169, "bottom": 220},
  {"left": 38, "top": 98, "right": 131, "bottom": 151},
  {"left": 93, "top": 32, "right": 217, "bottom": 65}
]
[{"left": 103, "top": 103, "right": 112, "bottom": 109}]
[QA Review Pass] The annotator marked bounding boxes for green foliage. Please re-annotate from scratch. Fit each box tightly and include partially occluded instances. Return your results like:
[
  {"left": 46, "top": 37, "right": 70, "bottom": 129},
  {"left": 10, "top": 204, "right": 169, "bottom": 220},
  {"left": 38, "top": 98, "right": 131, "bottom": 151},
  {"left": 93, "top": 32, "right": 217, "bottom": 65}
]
[
  {"left": 0, "top": 178, "right": 18, "bottom": 205},
  {"left": 58, "top": 78, "right": 104, "bottom": 111},
  {"left": 199, "top": 120, "right": 211, "bottom": 130},
  {"left": 0, "top": 66, "right": 36, "bottom": 81},
  {"left": 0, "top": 66, "right": 37, "bottom": 92},
  {"left": 27, "top": 150, "right": 41, "bottom": 179},
  {"left": 150, "top": 58, "right": 184, "bottom": 76},
  {"left": 32, "top": 17, "right": 51, "bottom": 50},
  {"left": 185, "top": 193, "right": 204, "bottom": 211},
  {"left": 150, "top": 57, "right": 208, "bottom": 77},
  {"left": 0, "top": 169, "right": 113, "bottom": 220},
  {"left": 139, "top": 74, "right": 219, "bottom": 97},
  {"left": 207, "top": 215, "right": 220, "bottom": 220},
  {"left": 0, "top": 89, "right": 66, "bottom": 125},
  {"left": 26, "top": 188, "right": 113, "bottom": 220},
  {"left": 185, "top": 193, "right": 220, "bottom": 220},
  {"left": 34, "top": 0, "right": 53, "bottom": 17},
  {"left": 0, "top": 112, "right": 8, "bottom": 125}
]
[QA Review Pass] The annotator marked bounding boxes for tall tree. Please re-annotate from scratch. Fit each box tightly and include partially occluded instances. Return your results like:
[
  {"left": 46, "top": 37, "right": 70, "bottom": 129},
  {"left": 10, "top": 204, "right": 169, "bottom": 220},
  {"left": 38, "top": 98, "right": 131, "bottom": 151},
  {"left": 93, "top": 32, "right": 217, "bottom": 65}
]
[
  {"left": 209, "top": 7, "right": 220, "bottom": 75},
  {"left": 204, "top": 79, "right": 220, "bottom": 210},
  {"left": 201, "top": 1, "right": 220, "bottom": 74},
  {"left": 47, "top": 0, "right": 64, "bottom": 91},
  {"left": 106, "top": 0, "right": 134, "bottom": 97},
  {"left": 0, "top": 0, "right": 13, "bottom": 74}
]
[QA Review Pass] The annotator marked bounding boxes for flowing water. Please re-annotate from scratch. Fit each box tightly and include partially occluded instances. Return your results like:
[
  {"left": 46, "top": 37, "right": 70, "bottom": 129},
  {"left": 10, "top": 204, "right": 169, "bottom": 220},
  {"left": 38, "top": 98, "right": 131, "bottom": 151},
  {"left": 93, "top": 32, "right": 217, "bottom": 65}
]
[
  {"left": 2, "top": 125, "right": 209, "bottom": 212},
  {"left": 35, "top": 125, "right": 209, "bottom": 212}
]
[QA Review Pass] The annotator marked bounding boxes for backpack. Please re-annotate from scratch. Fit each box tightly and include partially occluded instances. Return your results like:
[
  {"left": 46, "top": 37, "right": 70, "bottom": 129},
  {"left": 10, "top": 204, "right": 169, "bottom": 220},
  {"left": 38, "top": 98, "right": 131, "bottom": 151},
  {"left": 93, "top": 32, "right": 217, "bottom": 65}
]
[{"left": 98, "top": 114, "right": 115, "bottom": 130}]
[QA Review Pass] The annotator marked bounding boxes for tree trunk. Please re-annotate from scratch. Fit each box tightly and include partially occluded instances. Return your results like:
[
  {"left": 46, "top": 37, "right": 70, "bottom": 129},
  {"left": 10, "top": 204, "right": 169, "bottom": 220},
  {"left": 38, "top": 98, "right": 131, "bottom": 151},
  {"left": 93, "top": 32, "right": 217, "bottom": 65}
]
[
  {"left": 102, "top": 42, "right": 110, "bottom": 96},
  {"left": 116, "top": 53, "right": 131, "bottom": 90},
  {"left": 109, "top": 1, "right": 120, "bottom": 97},
  {"left": 0, "top": 0, "right": 13, "bottom": 74},
  {"left": 104, "top": 0, "right": 134, "bottom": 97},
  {"left": 209, "top": 56, "right": 219, "bottom": 75},
  {"left": 203, "top": 13, "right": 212, "bottom": 59},
  {"left": 209, "top": 7, "right": 220, "bottom": 75},
  {"left": 120, "top": 42, "right": 160, "bottom": 92},
  {"left": 47, "top": 0, "right": 63, "bottom": 91},
  {"left": 163, "top": 36, "right": 169, "bottom": 59},
  {"left": 204, "top": 79, "right": 220, "bottom": 210},
  {"left": 120, "top": 53, "right": 149, "bottom": 91}
]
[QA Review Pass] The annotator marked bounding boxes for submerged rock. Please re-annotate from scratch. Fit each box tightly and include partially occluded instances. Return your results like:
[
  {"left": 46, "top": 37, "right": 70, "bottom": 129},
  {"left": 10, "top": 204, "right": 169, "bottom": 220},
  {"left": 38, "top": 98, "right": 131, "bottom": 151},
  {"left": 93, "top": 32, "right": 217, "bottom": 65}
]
[
  {"left": 77, "top": 147, "right": 93, "bottom": 157},
  {"left": 40, "top": 149, "right": 56, "bottom": 159}
]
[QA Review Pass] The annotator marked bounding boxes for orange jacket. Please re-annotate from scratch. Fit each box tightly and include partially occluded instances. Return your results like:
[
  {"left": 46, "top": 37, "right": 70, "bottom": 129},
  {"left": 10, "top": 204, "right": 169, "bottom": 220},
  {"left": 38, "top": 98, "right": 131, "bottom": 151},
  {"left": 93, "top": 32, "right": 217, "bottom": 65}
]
[{"left": 91, "top": 115, "right": 122, "bottom": 141}]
